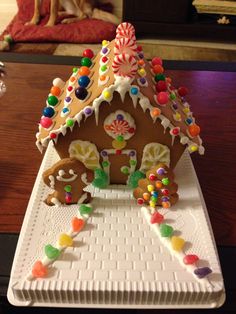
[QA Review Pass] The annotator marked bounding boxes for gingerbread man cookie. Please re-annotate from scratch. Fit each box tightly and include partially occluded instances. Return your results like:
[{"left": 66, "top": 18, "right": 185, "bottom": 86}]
[
  {"left": 133, "top": 163, "right": 179, "bottom": 208},
  {"left": 43, "top": 158, "right": 94, "bottom": 206}
]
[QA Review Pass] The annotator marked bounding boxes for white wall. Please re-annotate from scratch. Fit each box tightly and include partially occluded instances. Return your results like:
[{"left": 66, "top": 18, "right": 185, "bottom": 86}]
[{"left": 0, "top": 0, "right": 17, "bottom": 34}]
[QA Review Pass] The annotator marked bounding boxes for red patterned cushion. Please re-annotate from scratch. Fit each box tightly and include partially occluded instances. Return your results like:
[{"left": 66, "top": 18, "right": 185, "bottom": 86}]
[{"left": 1, "top": 0, "right": 116, "bottom": 43}]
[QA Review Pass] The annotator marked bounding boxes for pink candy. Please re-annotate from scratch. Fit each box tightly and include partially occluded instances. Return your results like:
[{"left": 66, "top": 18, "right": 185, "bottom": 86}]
[
  {"left": 40, "top": 117, "right": 53, "bottom": 129},
  {"left": 157, "top": 92, "right": 169, "bottom": 105}
]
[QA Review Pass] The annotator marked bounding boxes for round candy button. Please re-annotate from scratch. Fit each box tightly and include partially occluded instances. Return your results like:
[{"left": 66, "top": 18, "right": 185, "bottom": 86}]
[
  {"left": 43, "top": 107, "right": 55, "bottom": 118},
  {"left": 83, "top": 49, "right": 94, "bottom": 59},
  {"left": 78, "top": 75, "right": 90, "bottom": 88},
  {"left": 40, "top": 117, "right": 53, "bottom": 129},
  {"left": 75, "top": 87, "right": 88, "bottom": 100},
  {"left": 81, "top": 57, "right": 92, "bottom": 67},
  {"left": 47, "top": 95, "right": 58, "bottom": 106}
]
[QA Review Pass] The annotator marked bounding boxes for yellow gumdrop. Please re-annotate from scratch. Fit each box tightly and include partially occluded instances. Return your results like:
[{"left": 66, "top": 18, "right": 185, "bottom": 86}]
[
  {"left": 112, "top": 139, "right": 127, "bottom": 149},
  {"left": 174, "top": 113, "right": 181, "bottom": 121},
  {"left": 138, "top": 68, "right": 146, "bottom": 77},
  {"left": 171, "top": 236, "right": 185, "bottom": 251},
  {"left": 189, "top": 145, "right": 198, "bottom": 153},
  {"left": 102, "top": 40, "right": 108, "bottom": 46},
  {"left": 103, "top": 90, "right": 111, "bottom": 100},
  {"left": 183, "top": 107, "right": 190, "bottom": 114},
  {"left": 147, "top": 184, "right": 154, "bottom": 192},
  {"left": 58, "top": 233, "right": 73, "bottom": 247}
]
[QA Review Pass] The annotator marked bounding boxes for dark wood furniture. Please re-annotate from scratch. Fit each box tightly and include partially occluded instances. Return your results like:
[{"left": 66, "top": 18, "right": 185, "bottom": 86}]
[
  {"left": 0, "top": 53, "right": 236, "bottom": 313},
  {"left": 123, "top": 0, "right": 236, "bottom": 41}
]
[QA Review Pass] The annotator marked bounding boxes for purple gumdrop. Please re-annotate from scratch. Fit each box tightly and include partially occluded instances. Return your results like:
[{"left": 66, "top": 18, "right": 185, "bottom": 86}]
[
  {"left": 84, "top": 107, "right": 92, "bottom": 116},
  {"left": 162, "top": 196, "right": 169, "bottom": 202},
  {"left": 116, "top": 114, "right": 124, "bottom": 121},
  {"left": 65, "top": 96, "right": 71, "bottom": 103},
  {"left": 102, "top": 47, "right": 108, "bottom": 54},
  {"left": 157, "top": 167, "right": 166, "bottom": 176},
  {"left": 101, "top": 150, "right": 108, "bottom": 157},
  {"left": 172, "top": 102, "right": 178, "bottom": 110},
  {"left": 129, "top": 151, "right": 136, "bottom": 157},
  {"left": 140, "top": 77, "right": 146, "bottom": 84},
  {"left": 138, "top": 53, "right": 144, "bottom": 59},
  {"left": 194, "top": 267, "right": 212, "bottom": 279}
]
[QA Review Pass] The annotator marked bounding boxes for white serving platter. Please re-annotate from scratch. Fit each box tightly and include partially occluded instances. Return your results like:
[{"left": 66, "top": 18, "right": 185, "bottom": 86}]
[{"left": 7, "top": 142, "right": 225, "bottom": 308}]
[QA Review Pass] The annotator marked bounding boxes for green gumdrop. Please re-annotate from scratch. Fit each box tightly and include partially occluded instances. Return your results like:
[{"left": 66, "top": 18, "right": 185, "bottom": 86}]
[
  {"left": 162, "top": 178, "right": 170, "bottom": 186},
  {"left": 101, "top": 65, "right": 107, "bottom": 72},
  {"left": 64, "top": 185, "right": 71, "bottom": 192},
  {"left": 66, "top": 119, "right": 74, "bottom": 127},
  {"left": 160, "top": 224, "right": 174, "bottom": 237},
  {"left": 73, "top": 67, "right": 78, "bottom": 73},
  {"left": 128, "top": 170, "right": 145, "bottom": 189},
  {"left": 155, "top": 74, "right": 165, "bottom": 82},
  {"left": 45, "top": 244, "right": 60, "bottom": 260},
  {"left": 92, "top": 168, "right": 108, "bottom": 189},
  {"left": 102, "top": 161, "right": 109, "bottom": 168},
  {"left": 129, "top": 159, "right": 137, "bottom": 166},
  {"left": 116, "top": 135, "right": 124, "bottom": 142},
  {"left": 79, "top": 204, "right": 92, "bottom": 215},
  {"left": 121, "top": 167, "right": 129, "bottom": 175}
]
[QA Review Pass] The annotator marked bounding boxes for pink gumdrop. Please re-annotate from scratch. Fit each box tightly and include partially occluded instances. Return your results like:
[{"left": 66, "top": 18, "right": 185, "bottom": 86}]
[
  {"left": 40, "top": 117, "right": 53, "bottom": 129},
  {"left": 152, "top": 57, "right": 163, "bottom": 66},
  {"left": 157, "top": 91, "right": 169, "bottom": 105},
  {"left": 150, "top": 212, "right": 164, "bottom": 224}
]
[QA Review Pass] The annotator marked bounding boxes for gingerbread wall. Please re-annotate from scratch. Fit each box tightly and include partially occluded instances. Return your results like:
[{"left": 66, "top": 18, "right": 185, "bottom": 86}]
[{"left": 54, "top": 92, "right": 185, "bottom": 184}]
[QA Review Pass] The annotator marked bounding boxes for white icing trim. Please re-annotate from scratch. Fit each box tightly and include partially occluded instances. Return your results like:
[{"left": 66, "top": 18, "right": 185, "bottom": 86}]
[
  {"left": 81, "top": 173, "right": 90, "bottom": 185},
  {"left": 36, "top": 76, "right": 204, "bottom": 155},
  {"left": 49, "top": 175, "right": 55, "bottom": 189},
  {"left": 51, "top": 197, "right": 62, "bottom": 206},
  {"left": 56, "top": 169, "right": 78, "bottom": 182}
]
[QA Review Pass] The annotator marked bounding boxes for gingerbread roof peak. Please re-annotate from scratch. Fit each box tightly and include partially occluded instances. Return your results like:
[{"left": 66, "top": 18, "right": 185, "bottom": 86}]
[{"left": 36, "top": 22, "right": 204, "bottom": 155}]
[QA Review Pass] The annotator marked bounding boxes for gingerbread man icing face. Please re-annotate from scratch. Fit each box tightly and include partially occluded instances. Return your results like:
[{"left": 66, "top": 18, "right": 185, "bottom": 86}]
[{"left": 43, "top": 158, "right": 94, "bottom": 206}]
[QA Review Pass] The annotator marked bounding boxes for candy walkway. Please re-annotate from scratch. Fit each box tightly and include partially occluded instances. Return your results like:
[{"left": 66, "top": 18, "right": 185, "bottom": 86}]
[{"left": 8, "top": 143, "right": 225, "bottom": 308}]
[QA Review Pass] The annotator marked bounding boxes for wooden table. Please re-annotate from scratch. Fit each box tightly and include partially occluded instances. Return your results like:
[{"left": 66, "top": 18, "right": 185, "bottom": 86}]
[{"left": 0, "top": 53, "right": 236, "bottom": 312}]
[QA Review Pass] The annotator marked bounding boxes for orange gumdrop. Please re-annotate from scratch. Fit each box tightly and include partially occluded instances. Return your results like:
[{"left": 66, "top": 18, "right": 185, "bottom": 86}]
[
  {"left": 138, "top": 59, "right": 145, "bottom": 66},
  {"left": 100, "top": 75, "right": 106, "bottom": 81},
  {"left": 166, "top": 77, "right": 172, "bottom": 84},
  {"left": 50, "top": 86, "right": 61, "bottom": 97},
  {"left": 70, "top": 76, "right": 76, "bottom": 82},
  {"left": 153, "top": 64, "right": 164, "bottom": 74},
  {"left": 151, "top": 108, "right": 161, "bottom": 117},
  {"left": 79, "top": 66, "right": 90, "bottom": 76},
  {"left": 188, "top": 124, "right": 200, "bottom": 137},
  {"left": 155, "top": 181, "right": 162, "bottom": 189}
]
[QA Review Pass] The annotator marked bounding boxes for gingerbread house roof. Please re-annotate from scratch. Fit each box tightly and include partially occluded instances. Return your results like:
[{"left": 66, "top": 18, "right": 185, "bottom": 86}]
[{"left": 36, "top": 22, "right": 204, "bottom": 155}]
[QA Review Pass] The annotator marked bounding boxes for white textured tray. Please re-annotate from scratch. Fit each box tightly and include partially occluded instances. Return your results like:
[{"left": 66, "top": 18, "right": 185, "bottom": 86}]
[{"left": 7, "top": 142, "right": 225, "bottom": 308}]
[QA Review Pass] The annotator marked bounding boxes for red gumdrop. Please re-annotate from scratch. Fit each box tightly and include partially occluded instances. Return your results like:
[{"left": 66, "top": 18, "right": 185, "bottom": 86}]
[
  {"left": 83, "top": 49, "right": 94, "bottom": 59},
  {"left": 183, "top": 254, "right": 199, "bottom": 265},
  {"left": 137, "top": 198, "right": 144, "bottom": 205},
  {"left": 40, "top": 117, "right": 53, "bottom": 129},
  {"left": 157, "top": 91, "right": 169, "bottom": 105},
  {"left": 150, "top": 212, "right": 164, "bottom": 224},
  {"left": 156, "top": 81, "right": 167, "bottom": 92},
  {"left": 137, "top": 45, "right": 143, "bottom": 52},
  {"left": 152, "top": 57, "right": 163, "bottom": 66},
  {"left": 102, "top": 56, "right": 108, "bottom": 63},
  {"left": 178, "top": 86, "right": 188, "bottom": 97}
]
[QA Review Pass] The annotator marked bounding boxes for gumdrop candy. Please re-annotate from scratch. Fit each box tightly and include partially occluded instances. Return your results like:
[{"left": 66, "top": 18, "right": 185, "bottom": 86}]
[
  {"left": 45, "top": 244, "right": 60, "bottom": 260},
  {"left": 79, "top": 204, "right": 92, "bottom": 215},
  {"left": 58, "top": 233, "right": 73, "bottom": 247},
  {"left": 71, "top": 217, "right": 85, "bottom": 232},
  {"left": 32, "top": 261, "right": 47, "bottom": 278},
  {"left": 194, "top": 267, "right": 212, "bottom": 279},
  {"left": 183, "top": 254, "right": 199, "bottom": 265},
  {"left": 150, "top": 212, "right": 164, "bottom": 224},
  {"left": 171, "top": 236, "right": 185, "bottom": 251},
  {"left": 159, "top": 223, "right": 173, "bottom": 237}
]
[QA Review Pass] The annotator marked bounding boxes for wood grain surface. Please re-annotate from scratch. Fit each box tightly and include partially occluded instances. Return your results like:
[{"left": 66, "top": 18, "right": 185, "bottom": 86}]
[{"left": 0, "top": 62, "right": 236, "bottom": 247}]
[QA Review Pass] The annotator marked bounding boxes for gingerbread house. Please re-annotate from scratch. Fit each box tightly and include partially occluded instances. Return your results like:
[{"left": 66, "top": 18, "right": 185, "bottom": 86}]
[{"left": 36, "top": 22, "right": 204, "bottom": 192}]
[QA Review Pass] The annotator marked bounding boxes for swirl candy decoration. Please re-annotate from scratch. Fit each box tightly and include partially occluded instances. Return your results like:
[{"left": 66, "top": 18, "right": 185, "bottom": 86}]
[
  {"left": 116, "top": 22, "right": 135, "bottom": 35},
  {"left": 114, "top": 37, "right": 137, "bottom": 56},
  {"left": 112, "top": 53, "right": 138, "bottom": 78}
]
